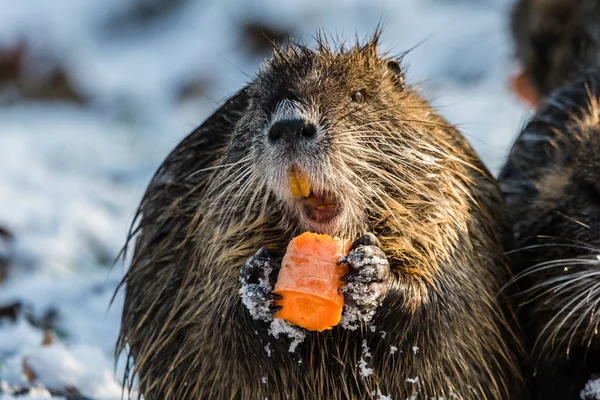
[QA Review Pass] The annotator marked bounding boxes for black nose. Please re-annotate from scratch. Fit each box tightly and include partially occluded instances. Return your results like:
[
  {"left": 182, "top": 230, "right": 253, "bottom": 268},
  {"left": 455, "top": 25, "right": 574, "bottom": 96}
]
[{"left": 268, "top": 119, "right": 317, "bottom": 143}]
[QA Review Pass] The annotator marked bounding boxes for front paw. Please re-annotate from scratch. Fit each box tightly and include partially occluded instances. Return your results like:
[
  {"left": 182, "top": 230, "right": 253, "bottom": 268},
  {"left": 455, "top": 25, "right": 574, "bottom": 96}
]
[
  {"left": 339, "top": 233, "right": 391, "bottom": 329},
  {"left": 239, "top": 248, "right": 283, "bottom": 322}
]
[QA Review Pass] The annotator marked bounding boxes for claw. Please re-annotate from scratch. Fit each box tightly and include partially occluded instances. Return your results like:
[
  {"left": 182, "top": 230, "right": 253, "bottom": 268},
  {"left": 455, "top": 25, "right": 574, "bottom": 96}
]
[
  {"left": 270, "top": 305, "right": 283, "bottom": 313},
  {"left": 350, "top": 233, "right": 381, "bottom": 250},
  {"left": 268, "top": 293, "right": 284, "bottom": 301},
  {"left": 254, "top": 247, "right": 284, "bottom": 261},
  {"left": 268, "top": 250, "right": 285, "bottom": 259},
  {"left": 255, "top": 248, "right": 270, "bottom": 258},
  {"left": 240, "top": 248, "right": 284, "bottom": 322}
]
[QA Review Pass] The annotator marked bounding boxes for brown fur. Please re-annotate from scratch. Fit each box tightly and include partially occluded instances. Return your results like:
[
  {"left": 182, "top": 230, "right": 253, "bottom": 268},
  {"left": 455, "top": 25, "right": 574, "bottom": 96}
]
[{"left": 117, "top": 33, "right": 527, "bottom": 399}]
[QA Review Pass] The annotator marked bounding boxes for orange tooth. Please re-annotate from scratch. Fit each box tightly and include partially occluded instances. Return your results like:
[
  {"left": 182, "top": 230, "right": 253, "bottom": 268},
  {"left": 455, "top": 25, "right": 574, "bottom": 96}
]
[
  {"left": 288, "top": 169, "right": 301, "bottom": 196},
  {"left": 288, "top": 168, "right": 311, "bottom": 197},
  {"left": 298, "top": 171, "right": 311, "bottom": 197}
]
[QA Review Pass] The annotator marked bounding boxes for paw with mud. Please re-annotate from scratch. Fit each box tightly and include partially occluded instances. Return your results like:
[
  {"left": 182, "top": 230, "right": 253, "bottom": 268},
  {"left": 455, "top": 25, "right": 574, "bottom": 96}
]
[
  {"left": 338, "top": 233, "right": 391, "bottom": 330},
  {"left": 239, "top": 248, "right": 283, "bottom": 322}
]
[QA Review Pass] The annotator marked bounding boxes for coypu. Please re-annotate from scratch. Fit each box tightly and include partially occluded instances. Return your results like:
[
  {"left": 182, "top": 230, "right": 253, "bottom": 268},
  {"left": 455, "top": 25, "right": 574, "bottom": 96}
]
[
  {"left": 117, "top": 32, "right": 527, "bottom": 399},
  {"left": 502, "top": 0, "right": 600, "bottom": 398}
]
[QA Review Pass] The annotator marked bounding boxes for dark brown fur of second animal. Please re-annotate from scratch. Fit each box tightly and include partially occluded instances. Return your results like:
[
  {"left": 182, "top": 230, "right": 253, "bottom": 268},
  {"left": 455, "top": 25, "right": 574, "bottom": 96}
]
[
  {"left": 117, "top": 34, "right": 527, "bottom": 399},
  {"left": 503, "top": 0, "right": 600, "bottom": 398},
  {"left": 500, "top": 70, "right": 600, "bottom": 400}
]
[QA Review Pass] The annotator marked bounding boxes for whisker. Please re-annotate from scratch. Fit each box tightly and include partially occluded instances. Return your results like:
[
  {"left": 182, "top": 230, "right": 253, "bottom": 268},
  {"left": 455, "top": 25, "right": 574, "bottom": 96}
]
[
  {"left": 504, "top": 257, "right": 600, "bottom": 292},
  {"left": 187, "top": 156, "right": 252, "bottom": 179}
]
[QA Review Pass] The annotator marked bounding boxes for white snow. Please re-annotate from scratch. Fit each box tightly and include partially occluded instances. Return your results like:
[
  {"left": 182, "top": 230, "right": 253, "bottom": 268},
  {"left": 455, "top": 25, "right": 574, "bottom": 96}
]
[
  {"left": 239, "top": 263, "right": 275, "bottom": 321},
  {"left": 339, "top": 304, "right": 364, "bottom": 330},
  {"left": 0, "top": 0, "right": 528, "bottom": 398},
  {"left": 581, "top": 378, "right": 600, "bottom": 399},
  {"left": 390, "top": 346, "right": 398, "bottom": 355},
  {"left": 412, "top": 345, "right": 420, "bottom": 355},
  {"left": 358, "top": 339, "right": 373, "bottom": 379},
  {"left": 268, "top": 319, "right": 306, "bottom": 353},
  {"left": 358, "top": 358, "right": 373, "bottom": 379},
  {"left": 371, "top": 389, "right": 392, "bottom": 400},
  {"left": 362, "top": 340, "right": 372, "bottom": 358},
  {"left": 0, "top": 383, "right": 64, "bottom": 399}
]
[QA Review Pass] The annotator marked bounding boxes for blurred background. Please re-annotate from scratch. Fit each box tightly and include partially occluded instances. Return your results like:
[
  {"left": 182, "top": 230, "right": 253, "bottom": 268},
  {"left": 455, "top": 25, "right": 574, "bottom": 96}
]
[{"left": 0, "top": 0, "right": 529, "bottom": 398}]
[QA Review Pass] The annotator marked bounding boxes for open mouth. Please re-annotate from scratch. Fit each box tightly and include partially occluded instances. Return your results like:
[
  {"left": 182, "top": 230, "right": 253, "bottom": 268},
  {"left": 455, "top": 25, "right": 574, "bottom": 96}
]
[{"left": 288, "top": 166, "right": 339, "bottom": 223}]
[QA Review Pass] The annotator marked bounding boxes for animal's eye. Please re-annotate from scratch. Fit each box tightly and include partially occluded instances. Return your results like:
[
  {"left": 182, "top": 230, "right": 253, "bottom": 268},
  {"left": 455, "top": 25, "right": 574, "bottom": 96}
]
[{"left": 351, "top": 89, "right": 367, "bottom": 103}]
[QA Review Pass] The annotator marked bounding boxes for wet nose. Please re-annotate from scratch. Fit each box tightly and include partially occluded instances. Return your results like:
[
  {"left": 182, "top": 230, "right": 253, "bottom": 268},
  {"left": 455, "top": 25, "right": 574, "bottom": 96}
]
[{"left": 268, "top": 119, "right": 317, "bottom": 143}]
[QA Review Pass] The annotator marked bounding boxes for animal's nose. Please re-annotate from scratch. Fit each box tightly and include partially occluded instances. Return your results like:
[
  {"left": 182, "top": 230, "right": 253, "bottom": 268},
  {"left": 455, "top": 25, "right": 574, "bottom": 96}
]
[{"left": 268, "top": 119, "right": 317, "bottom": 143}]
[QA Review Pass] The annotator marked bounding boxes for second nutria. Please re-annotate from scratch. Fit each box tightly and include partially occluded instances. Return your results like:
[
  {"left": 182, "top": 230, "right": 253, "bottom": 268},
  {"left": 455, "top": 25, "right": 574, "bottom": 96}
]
[
  {"left": 501, "top": 71, "right": 600, "bottom": 400},
  {"left": 117, "top": 33, "right": 527, "bottom": 399},
  {"left": 502, "top": 0, "right": 600, "bottom": 398}
]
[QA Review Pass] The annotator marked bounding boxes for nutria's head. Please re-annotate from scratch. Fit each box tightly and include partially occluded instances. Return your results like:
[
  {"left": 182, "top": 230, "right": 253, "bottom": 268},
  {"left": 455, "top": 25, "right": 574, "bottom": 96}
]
[
  {"left": 510, "top": 0, "right": 600, "bottom": 101},
  {"left": 219, "top": 35, "right": 430, "bottom": 237}
]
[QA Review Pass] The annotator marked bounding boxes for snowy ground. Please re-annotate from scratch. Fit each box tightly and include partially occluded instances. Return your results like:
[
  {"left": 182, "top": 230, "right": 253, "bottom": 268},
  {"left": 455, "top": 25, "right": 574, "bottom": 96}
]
[{"left": 0, "top": 0, "right": 529, "bottom": 398}]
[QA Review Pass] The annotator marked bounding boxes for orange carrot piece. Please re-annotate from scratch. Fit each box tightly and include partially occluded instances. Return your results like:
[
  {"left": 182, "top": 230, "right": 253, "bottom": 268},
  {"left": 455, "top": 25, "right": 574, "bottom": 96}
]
[{"left": 274, "top": 232, "right": 352, "bottom": 331}]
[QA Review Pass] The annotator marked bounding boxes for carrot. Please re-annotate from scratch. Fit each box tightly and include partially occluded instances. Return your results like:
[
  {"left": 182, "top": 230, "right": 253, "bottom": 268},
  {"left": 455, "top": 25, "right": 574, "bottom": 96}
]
[{"left": 273, "top": 232, "right": 352, "bottom": 331}]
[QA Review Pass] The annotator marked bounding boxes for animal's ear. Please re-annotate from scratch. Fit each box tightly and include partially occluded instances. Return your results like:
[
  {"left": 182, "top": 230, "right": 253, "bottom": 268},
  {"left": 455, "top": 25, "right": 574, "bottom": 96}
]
[
  {"left": 386, "top": 59, "right": 406, "bottom": 90},
  {"left": 509, "top": 65, "right": 539, "bottom": 108}
]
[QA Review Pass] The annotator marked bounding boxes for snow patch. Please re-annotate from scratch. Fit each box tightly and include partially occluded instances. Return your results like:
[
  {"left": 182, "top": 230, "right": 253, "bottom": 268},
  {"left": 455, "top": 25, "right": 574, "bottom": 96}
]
[
  {"left": 0, "top": 382, "right": 65, "bottom": 399},
  {"left": 358, "top": 339, "right": 373, "bottom": 379},
  {"left": 371, "top": 389, "right": 392, "bottom": 400},
  {"left": 361, "top": 340, "right": 372, "bottom": 358},
  {"left": 239, "top": 262, "right": 274, "bottom": 322},
  {"left": 2, "top": 343, "right": 125, "bottom": 399},
  {"left": 581, "top": 377, "right": 600, "bottom": 399},
  {"left": 340, "top": 303, "right": 376, "bottom": 331},
  {"left": 376, "top": 391, "right": 392, "bottom": 400},
  {"left": 268, "top": 319, "right": 306, "bottom": 353},
  {"left": 358, "top": 358, "right": 373, "bottom": 379},
  {"left": 0, "top": 319, "right": 43, "bottom": 357}
]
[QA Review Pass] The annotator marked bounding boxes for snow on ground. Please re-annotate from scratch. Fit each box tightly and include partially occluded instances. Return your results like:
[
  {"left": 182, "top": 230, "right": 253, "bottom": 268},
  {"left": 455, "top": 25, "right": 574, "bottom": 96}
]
[{"left": 0, "top": 0, "right": 528, "bottom": 398}]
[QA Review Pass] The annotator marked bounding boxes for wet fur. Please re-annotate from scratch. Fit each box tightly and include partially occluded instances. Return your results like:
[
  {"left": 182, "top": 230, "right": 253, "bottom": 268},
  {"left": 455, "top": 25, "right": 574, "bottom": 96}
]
[
  {"left": 502, "top": 38, "right": 600, "bottom": 400},
  {"left": 505, "top": 1, "right": 600, "bottom": 398},
  {"left": 117, "top": 34, "right": 526, "bottom": 399},
  {"left": 501, "top": 72, "right": 600, "bottom": 399}
]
